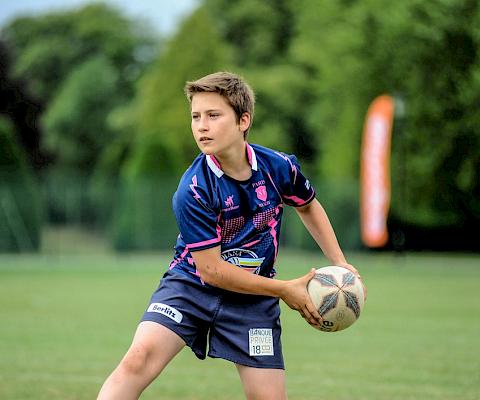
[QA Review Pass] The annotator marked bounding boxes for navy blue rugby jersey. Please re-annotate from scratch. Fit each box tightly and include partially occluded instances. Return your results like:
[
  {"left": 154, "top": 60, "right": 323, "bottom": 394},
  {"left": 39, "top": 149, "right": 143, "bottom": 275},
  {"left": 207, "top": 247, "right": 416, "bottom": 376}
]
[{"left": 169, "top": 143, "right": 315, "bottom": 284}]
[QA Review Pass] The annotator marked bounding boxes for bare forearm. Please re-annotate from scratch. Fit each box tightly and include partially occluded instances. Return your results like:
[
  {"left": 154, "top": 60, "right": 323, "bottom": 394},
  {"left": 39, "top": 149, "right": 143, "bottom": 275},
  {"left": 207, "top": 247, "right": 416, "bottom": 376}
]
[
  {"left": 295, "top": 199, "right": 347, "bottom": 265},
  {"left": 191, "top": 246, "right": 324, "bottom": 327},
  {"left": 197, "top": 258, "right": 286, "bottom": 297}
]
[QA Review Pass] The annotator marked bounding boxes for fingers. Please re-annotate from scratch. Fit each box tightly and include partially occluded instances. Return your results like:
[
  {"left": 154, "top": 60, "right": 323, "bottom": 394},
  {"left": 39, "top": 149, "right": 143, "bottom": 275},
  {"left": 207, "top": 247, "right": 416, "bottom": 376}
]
[
  {"left": 361, "top": 280, "right": 368, "bottom": 301},
  {"left": 304, "top": 307, "right": 322, "bottom": 328},
  {"left": 302, "top": 268, "right": 315, "bottom": 280},
  {"left": 299, "top": 296, "right": 323, "bottom": 328},
  {"left": 343, "top": 264, "right": 367, "bottom": 301},
  {"left": 288, "top": 295, "right": 322, "bottom": 328},
  {"left": 339, "top": 263, "right": 360, "bottom": 277},
  {"left": 302, "top": 268, "right": 316, "bottom": 284},
  {"left": 282, "top": 270, "right": 324, "bottom": 328},
  {"left": 343, "top": 264, "right": 367, "bottom": 300},
  {"left": 299, "top": 269, "right": 323, "bottom": 327},
  {"left": 338, "top": 263, "right": 367, "bottom": 298},
  {"left": 301, "top": 309, "right": 322, "bottom": 328}
]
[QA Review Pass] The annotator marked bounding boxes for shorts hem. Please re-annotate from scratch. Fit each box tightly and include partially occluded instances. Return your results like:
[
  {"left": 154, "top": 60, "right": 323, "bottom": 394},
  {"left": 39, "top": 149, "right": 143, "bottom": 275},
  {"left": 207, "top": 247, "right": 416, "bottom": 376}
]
[
  {"left": 140, "top": 316, "right": 190, "bottom": 347},
  {"left": 208, "top": 352, "right": 285, "bottom": 370}
]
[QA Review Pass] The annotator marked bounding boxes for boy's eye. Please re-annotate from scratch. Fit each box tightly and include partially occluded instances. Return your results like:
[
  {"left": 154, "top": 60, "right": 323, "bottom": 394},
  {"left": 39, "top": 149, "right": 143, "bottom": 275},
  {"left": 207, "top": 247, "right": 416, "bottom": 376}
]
[
  {"left": 192, "top": 114, "right": 200, "bottom": 120},
  {"left": 209, "top": 113, "right": 220, "bottom": 118}
]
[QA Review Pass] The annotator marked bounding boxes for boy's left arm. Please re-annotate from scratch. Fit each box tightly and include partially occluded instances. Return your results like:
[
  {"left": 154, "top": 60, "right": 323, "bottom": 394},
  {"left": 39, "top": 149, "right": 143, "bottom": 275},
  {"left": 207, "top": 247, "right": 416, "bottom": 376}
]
[{"left": 294, "top": 198, "right": 361, "bottom": 279}]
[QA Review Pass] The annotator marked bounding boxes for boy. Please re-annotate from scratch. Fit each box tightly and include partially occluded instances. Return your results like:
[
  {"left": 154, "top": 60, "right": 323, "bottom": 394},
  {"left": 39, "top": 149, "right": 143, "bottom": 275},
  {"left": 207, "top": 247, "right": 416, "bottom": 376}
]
[{"left": 97, "top": 71, "right": 362, "bottom": 399}]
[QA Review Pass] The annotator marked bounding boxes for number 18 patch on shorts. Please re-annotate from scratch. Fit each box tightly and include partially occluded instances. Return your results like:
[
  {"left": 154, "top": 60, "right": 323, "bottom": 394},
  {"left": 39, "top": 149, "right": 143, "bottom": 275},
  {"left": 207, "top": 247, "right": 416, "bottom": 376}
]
[{"left": 249, "top": 328, "right": 274, "bottom": 356}]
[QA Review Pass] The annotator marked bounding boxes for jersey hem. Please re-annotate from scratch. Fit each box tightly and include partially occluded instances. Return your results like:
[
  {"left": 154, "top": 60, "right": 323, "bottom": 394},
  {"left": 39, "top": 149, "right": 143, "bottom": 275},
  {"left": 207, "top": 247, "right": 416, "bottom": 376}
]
[
  {"left": 207, "top": 351, "right": 285, "bottom": 370},
  {"left": 187, "top": 239, "right": 221, "bottom": 251}
]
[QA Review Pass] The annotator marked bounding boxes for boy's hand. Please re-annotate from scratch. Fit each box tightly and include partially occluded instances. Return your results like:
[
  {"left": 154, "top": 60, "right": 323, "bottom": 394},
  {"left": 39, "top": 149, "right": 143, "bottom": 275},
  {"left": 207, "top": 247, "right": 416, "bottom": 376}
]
[
  {"left": 337, "top": 262, "right": 360, "bottom": 276},
  {"left": 279, "top": 269, "right": 323, "bottom": 329},
  {"left": 337, "top": 263, "right": 368, "bottom": 300}
]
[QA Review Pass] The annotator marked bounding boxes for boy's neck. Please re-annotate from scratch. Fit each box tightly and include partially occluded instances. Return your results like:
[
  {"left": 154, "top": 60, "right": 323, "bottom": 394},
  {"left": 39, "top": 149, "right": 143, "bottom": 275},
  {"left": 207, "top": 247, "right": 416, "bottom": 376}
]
[{"left": 214, "top": 141, "right": 252, "bottom": 181}]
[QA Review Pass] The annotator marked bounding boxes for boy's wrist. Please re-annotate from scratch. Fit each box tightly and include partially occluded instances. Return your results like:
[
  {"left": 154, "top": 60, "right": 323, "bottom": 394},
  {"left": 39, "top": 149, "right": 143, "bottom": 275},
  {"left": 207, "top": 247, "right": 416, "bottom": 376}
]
[
  {"left": 329, "top": 256, "right": 347, "bottom": 266},
  {"left": 272, "top": 279, "right": 289, "bottom": 299}
]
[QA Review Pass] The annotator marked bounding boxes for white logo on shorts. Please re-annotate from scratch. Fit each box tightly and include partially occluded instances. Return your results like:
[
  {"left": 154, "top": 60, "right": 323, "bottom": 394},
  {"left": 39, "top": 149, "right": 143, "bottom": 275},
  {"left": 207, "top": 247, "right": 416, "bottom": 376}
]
[
  {"left": 248, "top": 328, "right": 274, "bottom": 356},
  {"left": 147, "top": 303, "right": 183, "bottom": 323}
]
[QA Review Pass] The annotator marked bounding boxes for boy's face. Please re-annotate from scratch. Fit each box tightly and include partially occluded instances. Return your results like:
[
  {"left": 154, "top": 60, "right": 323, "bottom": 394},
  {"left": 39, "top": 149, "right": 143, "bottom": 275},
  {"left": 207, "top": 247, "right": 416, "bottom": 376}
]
[{"left": 190, "top": 92, "right": 250, "bottom": 156}]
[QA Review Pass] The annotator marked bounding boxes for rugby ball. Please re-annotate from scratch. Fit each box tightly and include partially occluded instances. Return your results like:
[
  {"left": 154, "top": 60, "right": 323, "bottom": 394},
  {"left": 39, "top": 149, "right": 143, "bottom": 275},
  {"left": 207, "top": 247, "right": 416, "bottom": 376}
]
[{"left": 307, "top": 266, "right": 365, "bottom": 332}]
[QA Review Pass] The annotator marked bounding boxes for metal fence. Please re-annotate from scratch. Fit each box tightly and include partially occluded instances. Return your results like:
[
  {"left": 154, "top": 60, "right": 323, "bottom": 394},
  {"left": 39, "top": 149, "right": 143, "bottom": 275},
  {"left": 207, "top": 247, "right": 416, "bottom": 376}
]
[{"left": 0, "top": 171, "right": 361, "bottom": 254}]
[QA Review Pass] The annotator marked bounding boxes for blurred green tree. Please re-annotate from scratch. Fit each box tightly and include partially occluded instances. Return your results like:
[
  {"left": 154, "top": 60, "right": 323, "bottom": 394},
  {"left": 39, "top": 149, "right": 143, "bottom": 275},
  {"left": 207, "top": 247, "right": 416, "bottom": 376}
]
[
  {"left": 289, "top": 0, "right": 371, "bottom": 180},
  {"left": 123, "top": 6, "right": 233, "bottom": 177},
  {"left": 337, "top": 0, "right": 480, "bottom": 239},
  {"left": 290, "top": 0, "right": 480, "bottom": 246},
  {"left": 2, "top": 3, "right": 153, "bottom": 103},
  {"left": 2, "top": 0, "right": 478, "bottom": 251},
  {"left": 0, "top": 40, "right": 45, "bottom": 170},
  {"left": 41, "top": 56, "right": 121, "bottom": 225},
  {"left": 43, "top": 55, "right": 120, "bottom": 172},
  {"left": 205, "top": 0, "right": 294, "bottom": 66},
  {"left": 245, "top": 65, "right": 317, "bottom": 162},
  {"left": 204, "top": 0, "right": 316, "bottom": 162},
  {"left": 111, "top": 5, "right": 233, "bottom": 249},
  {"left": 1, "top": 3, "right": 155, "bottom": 228},
  {"left": 0, "top": 117, "right": 43, "bottom": 251}
]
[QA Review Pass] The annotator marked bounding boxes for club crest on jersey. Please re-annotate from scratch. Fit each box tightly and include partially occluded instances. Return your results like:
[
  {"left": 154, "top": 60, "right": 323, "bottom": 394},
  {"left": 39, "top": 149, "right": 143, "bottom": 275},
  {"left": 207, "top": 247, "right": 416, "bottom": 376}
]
[
  {"left": 255, "top": 185, "right": 268, "bottom": 202},
  {"left": 221, "top": 248, "right": 265, "bottom": 274}
]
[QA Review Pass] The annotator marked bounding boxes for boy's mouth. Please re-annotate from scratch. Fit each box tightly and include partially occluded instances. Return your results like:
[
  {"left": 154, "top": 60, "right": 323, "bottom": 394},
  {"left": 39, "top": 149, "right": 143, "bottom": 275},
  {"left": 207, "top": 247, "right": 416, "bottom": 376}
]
[{"left": 199, "top": 136, "right": 212, "bottom": 142}]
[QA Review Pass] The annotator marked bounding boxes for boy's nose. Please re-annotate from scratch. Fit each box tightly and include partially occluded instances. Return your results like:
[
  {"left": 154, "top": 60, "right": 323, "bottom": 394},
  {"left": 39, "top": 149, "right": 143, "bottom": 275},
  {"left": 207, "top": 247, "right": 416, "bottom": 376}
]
[{"left": 199, "top": 119, "right": 209, "bottom": 131}]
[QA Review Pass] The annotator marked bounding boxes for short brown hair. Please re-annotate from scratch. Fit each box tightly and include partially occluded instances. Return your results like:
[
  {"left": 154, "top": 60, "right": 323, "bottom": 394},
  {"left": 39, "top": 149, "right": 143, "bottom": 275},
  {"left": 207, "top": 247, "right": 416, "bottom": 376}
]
[{"left": 184, "top": 71, "right": 255, "bottom": 137}]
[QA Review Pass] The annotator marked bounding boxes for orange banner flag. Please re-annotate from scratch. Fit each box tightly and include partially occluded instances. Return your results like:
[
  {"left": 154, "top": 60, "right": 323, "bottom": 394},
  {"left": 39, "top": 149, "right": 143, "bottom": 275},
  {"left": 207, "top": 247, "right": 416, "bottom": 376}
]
[{"left": 360, "top": 95, "right": 395, "bottom": 248}]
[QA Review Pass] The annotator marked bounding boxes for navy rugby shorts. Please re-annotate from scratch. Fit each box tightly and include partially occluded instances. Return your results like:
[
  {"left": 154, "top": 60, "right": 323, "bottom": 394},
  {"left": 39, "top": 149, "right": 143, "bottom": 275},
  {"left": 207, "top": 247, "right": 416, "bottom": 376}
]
[{"left": 141, "top": 270, "right": 284, "bottom": 369}]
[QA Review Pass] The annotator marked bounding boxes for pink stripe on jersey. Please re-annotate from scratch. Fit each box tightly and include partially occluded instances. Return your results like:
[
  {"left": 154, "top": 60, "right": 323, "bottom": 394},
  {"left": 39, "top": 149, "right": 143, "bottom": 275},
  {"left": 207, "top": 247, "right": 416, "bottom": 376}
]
[
  {"left": 210, "top": 155, "right": 221, "bottom": 169},
  {"left": 243, "top": 239, "right": 261, "bottom": 248},
  {"left": 172, "top": 247, "right": 205, "bottom": 284},
  {"left": 283, "top": 191, "right": 315, "bottom": 206},
  {"left": 267, "top": 173, "right": 283, "bottom": 203},
  {"left": 187, "top": 236, "right": 221, "bottom": 249},
  {"left": 189, "top": 268, "right": 206, "bottom": 285},
  {"left": 267, "top": 205, "right": 282, "bottom": 262},
  {"left": 190, "top": 175, "right": 201, "bottom": 200},
  {"left": 275, "top": 151, "right": 298, "bottom": 184},
  {"left": 169, "top": 247, "right": 189, "bottom": 270},
  {"left": 187, "top": 218, "right": 222, "bottom": 250}
]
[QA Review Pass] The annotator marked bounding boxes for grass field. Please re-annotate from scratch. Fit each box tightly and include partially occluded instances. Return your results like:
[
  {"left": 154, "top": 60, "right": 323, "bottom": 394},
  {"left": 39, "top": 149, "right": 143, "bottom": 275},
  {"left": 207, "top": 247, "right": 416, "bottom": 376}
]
[{"left": 0, "top": 249, "right": 479, "bottom": 399}]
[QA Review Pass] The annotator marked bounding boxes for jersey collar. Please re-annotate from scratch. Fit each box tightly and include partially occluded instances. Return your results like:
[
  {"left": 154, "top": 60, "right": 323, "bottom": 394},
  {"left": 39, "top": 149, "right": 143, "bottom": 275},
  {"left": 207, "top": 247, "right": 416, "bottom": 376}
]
[{"left": 206, "top": 143, "right": 258, "bottom": 178}]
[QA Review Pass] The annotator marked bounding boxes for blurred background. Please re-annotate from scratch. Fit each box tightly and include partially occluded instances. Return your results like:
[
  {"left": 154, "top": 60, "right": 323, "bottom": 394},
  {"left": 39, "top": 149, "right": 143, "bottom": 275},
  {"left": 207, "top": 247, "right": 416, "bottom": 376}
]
[
  {"left": 1, "top": 3, "right": 479, "bottom": 399},
  {"left": 1, "top": 0, "right": 479, "bottom": 255}
]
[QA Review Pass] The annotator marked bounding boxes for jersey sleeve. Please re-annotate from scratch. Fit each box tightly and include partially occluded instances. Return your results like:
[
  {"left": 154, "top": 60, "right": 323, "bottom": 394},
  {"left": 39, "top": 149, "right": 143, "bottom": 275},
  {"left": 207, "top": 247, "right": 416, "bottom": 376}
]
[
  {"left": 276, "top": 152, "right": 316, "bottom": 207},
  {"left": 173, "top": 174, "right": 221, "bottom": 251}
]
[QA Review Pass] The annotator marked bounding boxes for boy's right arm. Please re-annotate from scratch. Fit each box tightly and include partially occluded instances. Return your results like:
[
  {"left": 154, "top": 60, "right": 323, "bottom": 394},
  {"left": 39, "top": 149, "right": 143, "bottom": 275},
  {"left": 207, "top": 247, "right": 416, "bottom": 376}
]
[{"left": 191, "top": 246, "right": 323, "bottom": 328}]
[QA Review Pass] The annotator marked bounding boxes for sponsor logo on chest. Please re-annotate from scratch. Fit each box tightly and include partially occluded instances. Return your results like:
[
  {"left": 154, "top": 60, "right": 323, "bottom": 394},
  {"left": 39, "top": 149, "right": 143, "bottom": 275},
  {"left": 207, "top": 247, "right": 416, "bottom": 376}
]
[{"left": 222, "top": 194, "right": 240, "bottom": 212}]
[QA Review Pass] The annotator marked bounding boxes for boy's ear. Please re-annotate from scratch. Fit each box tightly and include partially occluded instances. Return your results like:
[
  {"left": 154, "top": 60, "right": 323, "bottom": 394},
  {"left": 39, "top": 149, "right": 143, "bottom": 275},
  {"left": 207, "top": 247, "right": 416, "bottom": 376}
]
[{"left": 239, "top": 112, "right": 251, "bottom": 132}]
